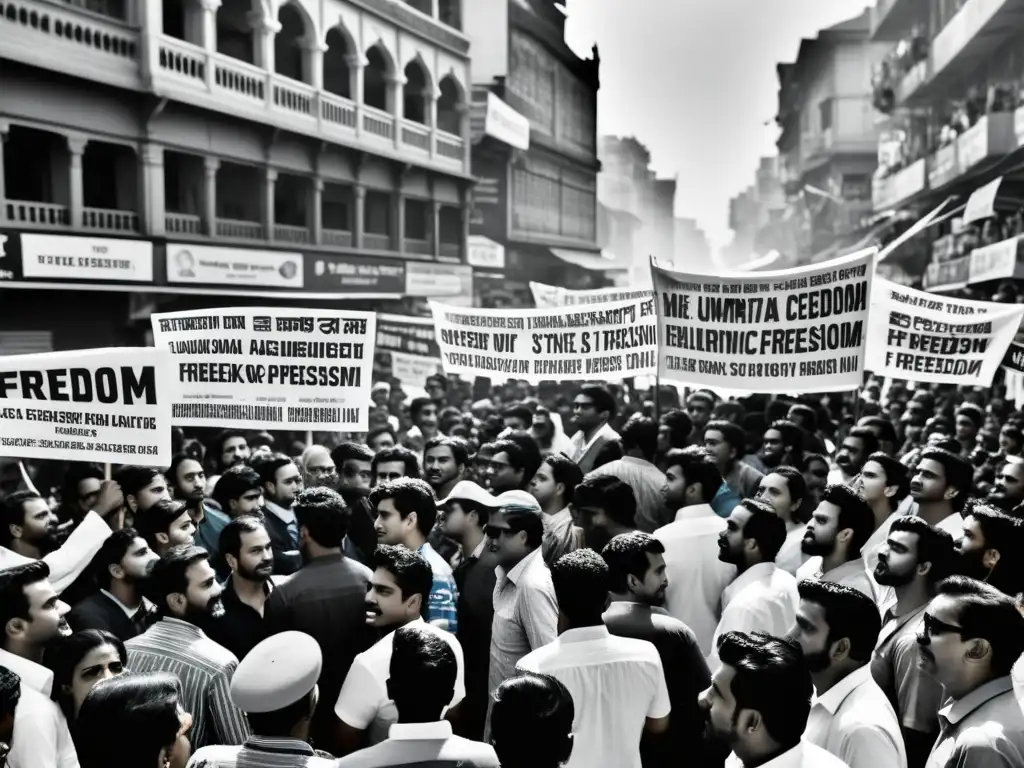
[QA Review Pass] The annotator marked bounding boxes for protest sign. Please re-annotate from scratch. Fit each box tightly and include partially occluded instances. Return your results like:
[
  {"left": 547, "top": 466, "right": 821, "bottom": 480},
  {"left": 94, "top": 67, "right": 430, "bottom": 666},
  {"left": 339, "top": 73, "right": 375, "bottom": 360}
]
[
  {"left": 530, "top": 282, "right": 652, "bottom": 308},
  {"left": 390, "top": 350, "right": 443, "bottom": 393},
  {"left": 0, "top": 347, "right": 172, "bottom": 465},
  {"left": 867, "top": 278, "right": 1024, "bottom": 385},
  {"left": 430, "top": 297, "right": 657, "bottom": 383},
  {"left": 963, "top": 177, "right": 1002, "bottom": 225},
  {"left": 651, "top": 249, "right": 874, "bottom": 393},
  {"left": 152, "top": 307, "right": 376, "bottom": 430},
  {"left": 1002, "top": 340, "right": 1024, "bottom": 374}
]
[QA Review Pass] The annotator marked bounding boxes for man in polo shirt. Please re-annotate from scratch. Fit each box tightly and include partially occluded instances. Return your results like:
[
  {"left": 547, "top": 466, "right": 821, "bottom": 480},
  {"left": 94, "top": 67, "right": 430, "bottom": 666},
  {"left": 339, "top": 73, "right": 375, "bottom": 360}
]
[
  {"left": 335, "top": 545, "right": 464, "bottom": 755},
  {"left": 789, "top": 580, "right": 906, "bottom": 768},
  {"left": 870, "top": 516, "right": 955, "bottom": 768},
  {"left": 370, "top": 478, "right": 458, "bottom": 632},
  {"left": 704, "top": 420, "right": 763, "bottom": 505},
  {"left": 796, "top": 484, "right": 876, "bottom": 598},
  {"left": 919, "top": 577, "right": 1024, "bottom": 768}
]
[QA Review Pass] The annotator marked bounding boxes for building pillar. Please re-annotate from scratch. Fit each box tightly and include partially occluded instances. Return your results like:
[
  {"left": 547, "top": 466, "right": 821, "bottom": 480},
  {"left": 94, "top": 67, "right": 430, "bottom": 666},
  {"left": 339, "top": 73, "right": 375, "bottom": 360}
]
[
  {"left": 354, "top": 184, "right": 366, "bottom": 250},
  {"left": 311, "top": 177, "right": 323, "bottom": 245},
  {"left": 431, "top": 200, "right": 441, "bottom": 258},
  {"left": 346, "top": 54, "right": 366, "bottom": 138},
  {"left": 67, "top": 135, "right": 88, "bottom": 230},
  {"left": 203, "top": 156, "right": 219, "bottom": 236},
  {"left": 426, "top": 87, "right": 438, "bottom": 159},
  {"left": 302, "top": 38, "right": 327, "bottom": 91},
  {"left": 456, "top": 101, "right": 471, "bottom": 166},
  {"left": 394, "top": 191, "right": 406, "bottom": 252},
  {"left": 388, "top": 73, "right": 406, "bottom": 150},
  {"left": 200, "top": 0, "right": 221, "bottom": 53},
  {"left": 0, "top": 122, "right": 8, "bottom": 224},
  {"left": 264, "top": 167, "right": 277, "bottom": 239},
  {"left": 249, "top": 12, "right": 281, "bottom": 72},
  {"left": 460, "top": 185, "right": 471, "bottom": 261},
  {"left": 140, "top": 143, "right": 166, "bottom": 237},
  {"left": 138, "top": 0, "right": 163, "bottom": 88}
]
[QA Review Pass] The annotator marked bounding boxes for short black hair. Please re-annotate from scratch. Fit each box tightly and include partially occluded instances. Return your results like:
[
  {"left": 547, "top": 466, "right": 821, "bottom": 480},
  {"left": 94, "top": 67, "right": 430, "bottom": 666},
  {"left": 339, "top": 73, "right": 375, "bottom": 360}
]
[
  {"left": 935, "top": 576, "right": 1024, "bottom": 676},
  {"left": 659, "top": 409, "right": 693, "bottom": 449},
  {"left": 113, "top": 466, "right": 163, "bottom": 499},
  {"left": 252, "top": 453, "right": 296, "bottom": 486},
  {"left": 502, "top": 404, "right": 533, "bottom": 426},
  {"left": 540, "top": 454, "right": 583, "bottom": 506},
  {"left": 212, "top": 464, "right": 262, "bottom": 512},
  {"left": 861, "top": 417, "right": 898, "bottom": 448},
  {"left": 372, "top": 544, "right": 433, "bottom": 607},
  {"left": 167, "top": 453, "right": 203, "bottom": 490},
  {"left": 843, "top": 427, "right": 880, "bottom": 459},
  {"left": 919, "top": 448, "right": 974, "bottom": 511},
  {"left": 390, "top": 625, "right": 457, "bottom": 714},
  {"left": 704, "top": 420, "right": 746, "bottom": 456},
  {"left": 366, "top": 425, "right": 397, "bottom": 446},
  {"left": 59, "top": 464, "right": 104, "bottom": 511},
  {"left": 368, "top": 478, "right": 437, "bottom": 537},
  {"left": 768, "top": 420, "right": 805, "bottom": 453},
  {"left": 769, "top": 465, "right": 807, "bottom": 507},
  {"left": 492, "top": 435, "right": 543, "bottom": 486},
  {"left": 863, "top": 452, "right": 910, "bottom": 511},
  {"left": 0, "top": 664, "right": 20, "bottom": 720},
  {"left": 491, "top": 672, "right": 574, "bottom": 768},
  {"left": 578, "top": 385, "right": 617, "bottom": 420},
  {"left": 551, "top": 549, "right": 610, "bottom": 626},
  {"left": 716, "top": 631, "right": 812, "bottom": 749},
  {"left": 1, "top": 491, "right": 44, "bottom": 547},
  {"left": 797, "top": 579, "right": 881, "bottom": 662},
  {"left": 423, "top": 436, "right": 470, "bottom": 467},
  {"left": 330, "top": 442, "right": 375, "bottom": 467},
  {"left": 819, "top": 483, "right": 875, "bottom": 556},
  {"left": 955, "top": 403, "right": 985, "bottom": 429},
  {"left": 663, "top": 446, "right": 723, "bottom": 503},
  {"left": 573, "top": 475, "right": 637, "bottom": 528},
  {"left": 788, "top": 404, "right": 818, "bottom": 431},
  {"left": 621, "top": 417, "right": 658, "bottom": 462},
  {"left": 135, "top": 499, "right": 189, "bottom": 551},
  {"left": 410, "top": 397, "right": 438, "bottom": 423},
  {"left": 90, "top": 528, "right": 146, "bottom": 590},
  {"left": 218, "top": 515, "right": 267, "bottom": 564},
  {"left": 0, "top": 561, "right": 50, "bottom": 637},
  {"left": 292, "top": 487, "right": 351, "bottom": 547},
  {"left": 148, "top": 545, "right": 210, "bottom": 615},
  {"left": 372, "top": 446, "right": 421, "bottom": 478},
  {"left": 602, "top": 532, "right": 665, "bottom": 594},
  {"left": 736, "top": 499, "right": 787, "bottom": 562},
  {"left": 888, "top": 516, "right": 956, "bottom": 585}
]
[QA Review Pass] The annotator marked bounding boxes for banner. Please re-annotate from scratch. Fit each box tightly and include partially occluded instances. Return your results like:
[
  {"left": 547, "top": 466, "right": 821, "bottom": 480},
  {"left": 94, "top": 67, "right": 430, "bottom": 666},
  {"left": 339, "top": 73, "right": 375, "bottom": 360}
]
[
  {"left": 963, "top": 177, "right": 1002, "bottom": 224},
  {"left": 1002, "top": 341, "right": 1024, "bottom": 374},
  {"left": 430, "top": 297, "right": 657, "bottom": 383},
  {"left": 166, "top": 244, "right": 303, "bottom": 288},
  {"left": 21, "top": 234, "right": 154, "bottom": 282},
  {"left": 867, "top": 278, "right": 1024, "bottom": 385},
  {"left": 530, "top": 282, "right": 652, "bottom": 308},
  {"left": 152, "top": 308, "right": 376, "bottom": 430},
  {"left": 390, "top": 350, "right": 443, "bottom": 393},
  {"left": 651, "top": 250, "right": 874, "bottom": 393},
  {"left": 0, "top": 348, "right": 171, "bottom": 465}
]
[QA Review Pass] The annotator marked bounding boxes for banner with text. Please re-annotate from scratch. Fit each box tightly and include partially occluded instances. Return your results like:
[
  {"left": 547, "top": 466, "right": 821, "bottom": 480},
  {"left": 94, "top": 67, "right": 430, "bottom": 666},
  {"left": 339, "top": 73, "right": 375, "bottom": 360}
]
[
  {"left": 651, "top": 249, "right": 875, "bottom": 393},
  {"left": 430, "top": 297, "right": 657, "bottom": 383},
  {"left": 0, "top": 347, "right": 172, "bottom": 465},
  {"left": 152, "top": 308, "right": 376, "bottom": 430},
  {"left": 1002, "top": 341, "right": 1024, "bottom": 374},
  {"left": 530, "top": 282, "right": 652, "bottom": 308},
  {"left": 867, "top": 277, "right": 1024, "bottom": 385}
]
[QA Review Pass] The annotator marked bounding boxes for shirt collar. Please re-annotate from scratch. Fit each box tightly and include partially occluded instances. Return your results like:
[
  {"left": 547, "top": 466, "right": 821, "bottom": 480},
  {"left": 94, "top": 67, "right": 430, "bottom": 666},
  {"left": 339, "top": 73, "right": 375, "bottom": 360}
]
[
  {"left": 559, "top": 625, "right": 610, "bottom": 643},
  {"left": 724, "top": 561, "right": 776, "bottom": 603},
  {"left": 821, "top": 559, "right": 866, "bottom": 583},
  {"left": 388, "top": 720, "right": 454, "bottom": 741},
  {"left": 243, "top": 735, "right": 315, "bottom": 756},
  {"left": 674, "top": 503, "right": 718, "bottom": 521},
  {"left": 0, "top": 648, "right": 53, "bottom": 697},
  {"left": 100, "top": 589, "right": 154, "bottom": 618},
  {"left": 470, "top": 538, "right": 488, "bottom": 560},
  {"left": 264, "top": 499, "right": 296, "bottom": 524},
  {"left": 814, "top": 664, "right": 874, "bottom": 715},
  {"left": 502, "top": 547, "right": 543, "bottom": 585},
  {"left": 939, "top": 676, "right": 1015, "bottom": 727},
  {"left": 736, "top": 741, "right": 812, "bottom": 768},
  {"left": 154, "top": 616, "right": 205, "bottom": 639},
  {"left": 544, "top": 507, "right": 573, "bottom": 532},
  {"left": 605, "top": 601, "right": 668, "bottom": 618}
]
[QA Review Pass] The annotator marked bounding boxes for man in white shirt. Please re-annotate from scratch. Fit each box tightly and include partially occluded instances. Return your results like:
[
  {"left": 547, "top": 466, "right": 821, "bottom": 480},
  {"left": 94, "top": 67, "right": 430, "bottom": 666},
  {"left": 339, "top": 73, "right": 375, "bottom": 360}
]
[
  {"left": 699, "top": 631, "right": 848, "bottom": 768},
  {"left": 709, "top": 499, "right": 799, "bottom": 671},
  {"left": 517, "top": 549, "right": 670, "bottom": 768},
  {"left": 908, "top": 448, "right": 972, "bottom": 536},
  {"left": 754, "top": 467, "right": 809, "bottom": 575},
  {"left": 568, "top": 386, "right": 620, "bottom": 475},
  {"left": 788, "top": 580, "right": 906, "bottom": 768},
  {"left": 796, "top": 484, "right": 876, "bottom": 598},
  {"left": 654, "top": 447, "right": 735, "bottom": 657},
  {"left": 854, "top": 453, "right": 910, "bottom": 578}
]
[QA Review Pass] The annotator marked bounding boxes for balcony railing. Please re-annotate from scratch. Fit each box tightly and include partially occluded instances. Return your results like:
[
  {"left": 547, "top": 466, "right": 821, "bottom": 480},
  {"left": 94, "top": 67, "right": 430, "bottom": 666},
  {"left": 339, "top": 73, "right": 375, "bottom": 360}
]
[
  {"left": 82, "top": 207, "right": 138, "bottom": 233},
  {"left": 166, "top": 212, "right": 203, "bottom": 235},
  {"left": 362, "top": 105, "right": 396, "bottom": 141},
  {"left": 4, "top": 200, "right": 70, "bottom": 227},
  {"left": 216, "top": 218, "right": 264, "bottom": 239},
  {"left": 273, "top": 224, "right": 311, "bottom": 244},
  {"left": 870, "top": 0, "right": 918, "bottom": 40},
  {"left": 404, "top": 237, "right": 432, "bottom": 255},
  {"left": 439, "top": 241, "right": 461, "bottom": 261},
  {"left": 322, "top": 228, "right": 353, "bottom": 248},
  {"left": 932, "top": 0, "right": 1015, "bottom": 83},
  {"left": 321, "top": 92, "right": 358, "bottom": 129},
  {"left": 436, "top": 130, "right": 464, "bottom": 160},
  {"left": 364, "top": 233, "right": 392, "bottom": 251},
  {"left": 872, "top": 158, "right": 928, "bottom": 211},
  {"left": 401, "top": 120, "right": 432, "bottom": 152}
]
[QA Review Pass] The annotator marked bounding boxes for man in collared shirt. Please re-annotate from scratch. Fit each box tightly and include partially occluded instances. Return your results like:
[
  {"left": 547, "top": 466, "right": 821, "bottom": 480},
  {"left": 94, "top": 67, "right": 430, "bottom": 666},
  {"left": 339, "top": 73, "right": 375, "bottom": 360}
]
[
  {"left": 528, "top": 455, "right": 584, "bottom": 567},
  {"left": 572, "top": 475, "right": 638, "bottom": 554},
  {"left": 754, "top": 467, "right": 810, "bottom": 575},
  {"left": 796, "top": 484, "right": 876, "bottom": 598},
  {"left": 253, "top": 453, "right": 305, "bottom": 577},
  {"left": 568, "top": 386, "right": 620, "bottom": 475},
  {"left": 700, "top": 631, "right": 847, "bottom": 768},
  {"left": 709, "top": 499, "right": 799, "bottom": 671},
  {"left": 336, "top": 626, "right": 499, "bottom": 767},
  {"left": 169, "top": 453, "right": 230, "bottom": 569},
  {"left": 126, "top": 544, "right": 249, "bottom": 750},
  {"left": 518, "top": 549, "right": 670, "bottom": 768},
  {"left": 853, "top": 453, "right": 910, "bottom": 584},
  {"left": 654, "top": 446, "right": 735, "bottom": 657},
  {"left": 909, "top": 449, "right": 973, "bottom": 537},
  {"left": 870, "top": 516, "right": 955, "bottom": 768},
  {"left": 370, "top": 478, "right": 458, "bottom": 631},
  {"left": 789, "top": 580, "right": 906, "bottom": 768},
  {"left": 704, "top": 420, "right": 763, "bottom": 505},
  {"left": 919, "top": 577, "right": 1024, "bottom": 768}
]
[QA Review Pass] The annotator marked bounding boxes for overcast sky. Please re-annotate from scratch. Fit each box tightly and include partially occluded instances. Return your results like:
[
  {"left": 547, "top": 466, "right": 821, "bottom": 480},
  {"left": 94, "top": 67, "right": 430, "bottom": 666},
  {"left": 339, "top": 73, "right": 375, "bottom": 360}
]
[{"left": 563, "top": 0, "right": 871, "bottom": 255}]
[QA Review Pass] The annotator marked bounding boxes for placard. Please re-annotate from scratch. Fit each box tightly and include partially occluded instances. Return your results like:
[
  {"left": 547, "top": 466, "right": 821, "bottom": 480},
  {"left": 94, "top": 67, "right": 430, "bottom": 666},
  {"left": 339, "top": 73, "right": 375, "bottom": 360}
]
[
  {"left": 651, "top": 249, "right": 874, "bottom": 393},
  {"left": 963, "top": 177, "right": 1002, "bottom": 224},
  {"left": 21, "top": 234, "right": 154, "bottom": 282},
  {"left": 1002, "top": 340, "right": 1024, "bottom": 374},
  {"left": 166, "top": 244, "right": 303, "bottom": 288},
  {"left": 530, "top": 282, "right": 652, "bottom": 308},
  {"left": 390, "top": 350, "right": 443, "bottom": 392},
  {"left": 0, "top": 348, "right": 171, "bottom": 465},
  {"left": 430, "top": 297, "right": 657, "bottom": 383},
  {"left": 152, "top": 308, "right": 376, "bottom": 430}
]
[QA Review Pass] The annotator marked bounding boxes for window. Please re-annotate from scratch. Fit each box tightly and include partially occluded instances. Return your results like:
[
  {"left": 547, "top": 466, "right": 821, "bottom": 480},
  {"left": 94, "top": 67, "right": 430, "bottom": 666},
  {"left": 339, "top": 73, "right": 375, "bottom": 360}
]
[
  {"left": 819, "top": 98, "right": 833, "bottom": 132},
  {"left": 507, "top": 31, "right": 556, "bottom": 135},
  {"left": 559, "top": 74, "right": 596, "bottom": 152}
]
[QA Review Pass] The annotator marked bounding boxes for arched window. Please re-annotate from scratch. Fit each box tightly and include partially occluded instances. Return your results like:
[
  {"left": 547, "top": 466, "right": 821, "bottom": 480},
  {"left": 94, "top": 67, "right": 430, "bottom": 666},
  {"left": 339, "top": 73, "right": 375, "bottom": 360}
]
[
  {"left": 436, "top": 74, "right": 464, "bottom": 135},
  {"left": 364, "top": 44, "right": 393, "bottom": 112},
  {"left": 403, "top": 59, "right": 430, "bottom": 124},
  {"left": 323, "top": 27, "right": 354, "bottom": 98}
]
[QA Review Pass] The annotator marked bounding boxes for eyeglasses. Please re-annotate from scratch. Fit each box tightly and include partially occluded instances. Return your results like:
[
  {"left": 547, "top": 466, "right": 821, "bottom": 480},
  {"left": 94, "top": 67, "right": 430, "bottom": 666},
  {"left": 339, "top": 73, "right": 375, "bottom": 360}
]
[{"left": 922, "top": 612, "right": 966, "bottom": 638}]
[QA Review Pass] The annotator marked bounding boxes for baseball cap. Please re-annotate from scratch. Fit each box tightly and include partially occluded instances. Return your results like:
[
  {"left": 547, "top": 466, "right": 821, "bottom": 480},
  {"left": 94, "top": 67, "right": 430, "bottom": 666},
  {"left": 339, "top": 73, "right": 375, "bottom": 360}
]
[
  {"left": 437, "top": 480, "right": 500, "bottom": 509},
  {"left": 493, "top": 490, "right": 543, "bottom": 517}
]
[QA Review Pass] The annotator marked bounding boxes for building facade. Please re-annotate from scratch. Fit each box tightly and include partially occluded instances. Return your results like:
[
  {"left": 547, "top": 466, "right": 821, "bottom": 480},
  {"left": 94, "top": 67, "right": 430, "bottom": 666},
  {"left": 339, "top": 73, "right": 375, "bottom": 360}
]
[{"left": 0, "top": 0, "right": 473, "bottom": 351}]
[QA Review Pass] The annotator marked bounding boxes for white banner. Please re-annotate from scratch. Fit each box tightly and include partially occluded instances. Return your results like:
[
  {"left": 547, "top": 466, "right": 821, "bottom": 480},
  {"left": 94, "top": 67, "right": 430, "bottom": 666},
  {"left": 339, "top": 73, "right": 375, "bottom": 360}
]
[
  {"left": 529, "top": 282, "right": 653, "bottom": 308},
  {"left": 166, "top": 244, "right": 304, "bottom": 288},
  {"left": 151, "top": 308, "right": 376, "bottom": 430},
  {"left": 867, "top": 277, "right": 1024, "bottom": 385},
  {"left": 21, "top": 234, "right": 153, "bottom": 282},
  {"left": 0, "top": 348, "right": 172, "bottom": 465},
  {"left": 652, "top": 249, "right": 875, "bottom": 393},
  {"left": 963, "top": 177, "right": 1002, "bottom": 224},
  {"left": 430, "top": 297, "right": 657, "bottom": 383},
  {"left": 390, "top": 350, "right": 443, "bottom": 393}
]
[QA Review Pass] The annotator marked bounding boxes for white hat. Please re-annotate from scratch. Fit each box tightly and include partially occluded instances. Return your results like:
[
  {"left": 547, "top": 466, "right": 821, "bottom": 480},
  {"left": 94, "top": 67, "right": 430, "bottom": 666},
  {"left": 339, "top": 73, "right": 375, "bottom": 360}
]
[
  {"left": 437, "top": 480, "right": 500, "bottom": 508},
  {"left": 231, "top": 631, "right": 321, "bottom": 713},
  {"left": 493, "top": 490, "right": 543, "bottom": 516}
]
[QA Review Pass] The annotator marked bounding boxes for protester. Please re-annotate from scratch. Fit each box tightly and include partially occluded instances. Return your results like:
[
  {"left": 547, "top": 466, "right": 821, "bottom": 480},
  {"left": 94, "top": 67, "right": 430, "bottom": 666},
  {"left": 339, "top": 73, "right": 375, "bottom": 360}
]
[
  {"left": 528, "top": 454, "right": 585, "bottom": 566},
  {"left": 796, "top": 483, "right": 876, "bottom": 597},
  {"left": 569, "top": 386, "right": 620, "bottom": 474},
  {"left": 854, "top": 452, "right": 910, "bottom": 577},
  {"left": 572, "top": 474, "right": 638, "bottom": 552},
  {"left": 587, "top": 416, "right": 670, "bottom": 532},
  {"left": 830, "top": 427, "right": 879, "bottom": 485},
  {"left": 490, "top": 672, "right": 574, "bottom": 768},
  {"left": 44, "top": 629, "right": 126, "bottom": 722},
  {"left": 252, "top": 453, "right": 305, "bottom": 576},
  {"left": 910, "top": 448, "right": 973, "bottom": 535},
  {"left": 169, "top": 453, "right": 229, "bottom": 566},
  {"left": 753, "top": 466, "right": 808, "bottom": 575},
  {"left": 372, "top": 447, "right": 420, "bottom": 486},
  {"left": 137, "top": 499, "right": 197, "bottom": 558},
  {"left": 704, "top": 420, "right": 763, "bottom": 504}
]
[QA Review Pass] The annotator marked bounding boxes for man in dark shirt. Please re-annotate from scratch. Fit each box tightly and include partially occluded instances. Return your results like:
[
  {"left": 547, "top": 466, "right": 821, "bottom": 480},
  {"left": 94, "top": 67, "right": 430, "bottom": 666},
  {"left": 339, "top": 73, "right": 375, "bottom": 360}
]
[
  {"left": 264, "top": 487, "right": 374, "bottom": 753},
  {"left": 601, "top": 531, "right": 717, "bottom": 767}
]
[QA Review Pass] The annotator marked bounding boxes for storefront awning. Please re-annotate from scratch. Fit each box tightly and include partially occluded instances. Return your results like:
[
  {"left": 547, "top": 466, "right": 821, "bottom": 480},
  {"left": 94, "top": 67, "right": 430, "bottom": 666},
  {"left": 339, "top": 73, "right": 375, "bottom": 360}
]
[{"left": 550, "top": 248, "right": 624, "bottom": 271}]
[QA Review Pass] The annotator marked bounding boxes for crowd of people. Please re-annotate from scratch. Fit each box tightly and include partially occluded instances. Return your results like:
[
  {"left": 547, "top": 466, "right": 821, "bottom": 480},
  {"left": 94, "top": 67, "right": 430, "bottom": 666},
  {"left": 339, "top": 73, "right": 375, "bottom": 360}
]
[{"left": 1, "top": 371, "right": 1024, "bottom": 768}]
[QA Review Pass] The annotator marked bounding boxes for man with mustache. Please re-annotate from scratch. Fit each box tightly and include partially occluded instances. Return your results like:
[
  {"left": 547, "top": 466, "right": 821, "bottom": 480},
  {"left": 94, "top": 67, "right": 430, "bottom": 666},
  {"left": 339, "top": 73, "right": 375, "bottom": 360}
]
[
  {"left": 985, "top": 456, "right": 1024, "bottom": 513},
  {"left": 125, "top": 544, "right": 251, "bottom": 750},
  {"left": 788, "top": 580, "right": 905, "bottom": 768},
  {"left": 334, "top": 544, "right": 465, "bottom": 755},
  {"left": 828, "top": 427, "right": 879, "bottom": 485},
  {"left": 423, "top": 436, "right": 468, "bottom": 502},
  {"left": 869, "top": 517, "right": 954, "bottom": 768},
  {"left": 796, "top": 484, "right": 876, "bottom": 598},
  {"left": 954, "top": 502, "right": 1023, "bottom": 596},
  {"left": 0, "top": 491, "right": 61, "bottom": 562}
]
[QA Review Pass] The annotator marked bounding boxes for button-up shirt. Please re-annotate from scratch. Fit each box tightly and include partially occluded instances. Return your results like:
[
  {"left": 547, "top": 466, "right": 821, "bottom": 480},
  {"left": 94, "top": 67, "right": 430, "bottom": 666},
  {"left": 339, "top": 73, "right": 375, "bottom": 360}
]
[
  {"left": 587, "top": 456, "right": 670, "bottom": 532},
  {"left": 725, "top": 461, "right": 764, "bottom": 501},
  {"left": 796, "top": 557, "right": 875, "bottom": 598},
  {"left": 192, "top": 503, "right": 230, "bottom": 569},
  {"left": 541, "top": 507, "right": 584, "bottom": 567},
  {"left": 654, "top": 504, "right": 735, "bottom": 657},
  {"left": 805, "top": 665, "right": 906, "bottom": 768},
  {"left": 201, "top": 579, "right": 272, "bottom": 662},
  {"left": 1, "top": 650, "right": 78, "bottom": 768},
  {"left": 334, "top": 721, "right": 500, "bottom": 767},
  {"left": 418, "top": 542, "right": 458, "bottom": 632},
  {"left": 517, "top": 625, "right": 671, "bottom": 768},
  {"left": 125, "top": 617, "right": 250, "bottom": 749},
  {"left": 726, "top": 740, "right": 850, "bottom": 768},
  {"left": 186, "top": 735, "right": 336, "bottom": 767},
  {"left": 709, "top": 562, "right": 799, "bottom": 670},
  {"left": 925, "top": 677, "right": 1024, "bottom": 768}
]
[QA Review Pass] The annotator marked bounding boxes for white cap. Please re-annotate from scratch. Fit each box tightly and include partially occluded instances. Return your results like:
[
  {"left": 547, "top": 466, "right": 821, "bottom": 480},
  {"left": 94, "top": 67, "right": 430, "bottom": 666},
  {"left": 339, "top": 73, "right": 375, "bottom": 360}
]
[
  {"left": 493, "top": 490, "right": 543, "bottom": 516},
  {"left": 437, "top": 480, "right": 500, "bottom": 508}
]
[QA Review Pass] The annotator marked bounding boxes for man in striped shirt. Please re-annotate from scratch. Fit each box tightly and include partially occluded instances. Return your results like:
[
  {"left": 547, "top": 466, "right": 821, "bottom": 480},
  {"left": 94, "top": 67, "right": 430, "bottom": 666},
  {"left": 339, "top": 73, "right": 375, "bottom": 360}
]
[{"left": 126, "top": 544, "right": 250, "bottom": 750}]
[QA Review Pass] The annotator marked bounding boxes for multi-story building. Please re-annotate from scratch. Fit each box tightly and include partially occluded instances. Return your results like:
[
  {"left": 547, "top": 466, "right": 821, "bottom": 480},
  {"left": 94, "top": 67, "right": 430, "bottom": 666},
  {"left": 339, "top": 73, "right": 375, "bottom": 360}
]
[
  {"left": 0, "top": 0, "right": 472, "bottom": 350},
  {"left": 774, "top": 9, "right": 887, "bottom": 265},
  {"left": 464, "top": 0, "right": 601, "bottom": 307},
  {"left": 870, "top": 0, "right": 1024, "bottom": 292}
]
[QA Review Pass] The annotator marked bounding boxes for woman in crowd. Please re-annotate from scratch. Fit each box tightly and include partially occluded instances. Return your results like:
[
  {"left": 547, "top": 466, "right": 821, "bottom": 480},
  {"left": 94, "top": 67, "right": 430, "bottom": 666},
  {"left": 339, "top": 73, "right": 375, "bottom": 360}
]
[{"left": 46, "top": 629, "right": 128, "bottom": 721}]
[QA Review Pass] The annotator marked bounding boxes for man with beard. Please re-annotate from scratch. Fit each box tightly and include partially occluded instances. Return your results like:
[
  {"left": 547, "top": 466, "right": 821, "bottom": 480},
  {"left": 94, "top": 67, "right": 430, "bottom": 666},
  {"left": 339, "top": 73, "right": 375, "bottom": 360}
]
[
  {"left": 602, "top": 532, "right": 712, "bottom": 767},
  {"left": 264, "top": 487, "right": 373, "bottom": 751},
  {"left": 125, "top": 544, "right": 251, "bottom": 749},
  {"left": 855, "top": 453, "right": 910, "bottom": 577},
  {"left": 915, "top": 578, "right": 1024, "bottom": 768},
  {"left": 68, "top": 528, "right": 160, "bottom": 641},
  {"left": 758, "top": 420, "right": 805, "bottom": 475},
  {"left": 685, "top": 392, "right": 715, "bottom": 447},
  {"left": 202, "top": 515, "right": 276, "bottom": 661},
  {"left": 796, "top": 484, "right": 876, "bottom": 598},
  {"left": 206, "top": 430, "right": 251, "bottom": 493},
  {"left": 698, "top": 631, "right": 845, "bottom": 768},
  {"left": 334, "top": 545, "right": 465, "bottom": 755},
  {"left": 859, "top": 417, "right": 898, "bottom": 458},
  {"left": 113, "top": 465, "right": 172, "bottom": 524},
  {"left": 753, "top": 467, "right": 808, "bottom": 575},
  {"left": 423, "top": 436, "right": 468, "bottom": 501},
  {"left": 708, "top": 499, "right": 798, "bottom": 671},
  {"left": 870, "top": 517, "right": 954, "bottom": 768},
  {"left": 788, "top": 581, "right": 905, "bottom": 768},
  {"left": 252, "top": 453, "right": 304, "bottom": 576},
  {"left": 569, "top": 386, "right": 620, "bottom": 474},
  {"left": 909, "top": 448, "right": 973, "bottom": 536},
  {"left": 572, "top": 475, "right": 638, "bottom": 553},
  {"left": 954, "top": 502, "right": 1023, "bottom": 596},
  {"left": 801, "top": 453, "right": 830, "bottom": 512},
  {"left": 211, "top": 464, "right": 264, "bottom": 518},
  {"left": 829, "top": 427, "right": 879, "bottom": 485},
  {"left": 528, "top": 454, "right": 584, "bottom": 567},
  {"left": 135, "top": 499, "right": 196, "bottom": 557},
  {"left": 986, "top": 455, "right": 1024, "bottom": 513},
  {"left": 300, "top": 444, "right": 338, "bottom": 489},
  {"left": 169, "top": 453, "right": 230, "bottom": 568},
  {"left": 331, "top": 442, "right": 378, "bottom": 566},
  {"left": 372, "top": 446, "right": 421, "bottom": 486},
  {"left": 1, "top": 492, "right": 60, "bottom": 563}
]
